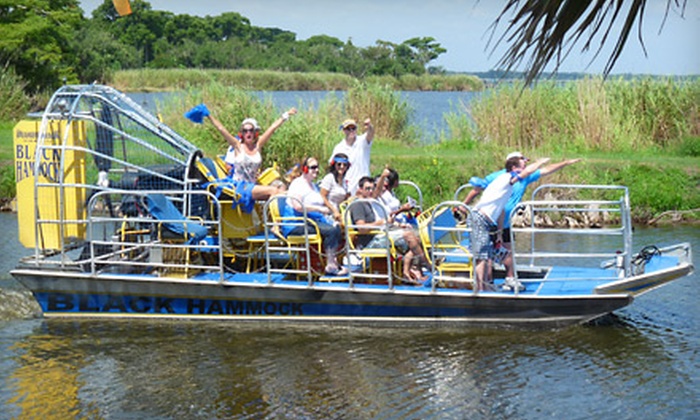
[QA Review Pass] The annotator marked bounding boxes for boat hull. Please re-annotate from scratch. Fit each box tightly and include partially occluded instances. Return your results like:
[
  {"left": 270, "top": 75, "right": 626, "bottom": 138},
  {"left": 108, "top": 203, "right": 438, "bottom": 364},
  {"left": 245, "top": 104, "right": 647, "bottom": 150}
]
[{"left": 11, "top": 268, "right": 633, "bottom": 328}]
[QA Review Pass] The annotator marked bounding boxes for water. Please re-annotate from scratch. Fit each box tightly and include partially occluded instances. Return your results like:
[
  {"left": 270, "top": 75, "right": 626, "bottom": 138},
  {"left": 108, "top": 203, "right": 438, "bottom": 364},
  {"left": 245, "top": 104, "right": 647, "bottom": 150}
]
[
  {"left": 1, "top": 211, "right": 698, "bottom": 418},
  {"left": 128, "top": 90, "right": 484, "bottom": 142}
]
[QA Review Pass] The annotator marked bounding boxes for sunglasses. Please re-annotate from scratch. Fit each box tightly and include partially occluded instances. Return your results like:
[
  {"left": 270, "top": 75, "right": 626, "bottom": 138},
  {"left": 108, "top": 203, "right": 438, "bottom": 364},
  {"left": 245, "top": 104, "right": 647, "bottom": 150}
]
[
  {"left": 308, "top": 165, "right": 319, "bottom": 170},
  {"left": 344, "top": 126, "right": 357, "bottom": 131},
  {"left": 335, "top": 162, "right": 348, "bottom": 167},
  {"left": 241, "top": 128, "right": 255, "bottom": 134}
]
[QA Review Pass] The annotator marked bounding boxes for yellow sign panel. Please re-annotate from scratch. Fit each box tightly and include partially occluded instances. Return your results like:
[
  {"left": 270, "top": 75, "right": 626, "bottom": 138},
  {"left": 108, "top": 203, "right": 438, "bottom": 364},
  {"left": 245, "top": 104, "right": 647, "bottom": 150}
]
[{"left": 14, "top": 120, "right": 87, "bottom": 250}]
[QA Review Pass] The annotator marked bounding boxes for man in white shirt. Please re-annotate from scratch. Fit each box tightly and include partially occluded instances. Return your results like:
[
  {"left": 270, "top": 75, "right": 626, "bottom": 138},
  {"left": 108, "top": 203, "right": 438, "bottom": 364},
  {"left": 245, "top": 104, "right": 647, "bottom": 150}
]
[
  {"left": 330, "top": 118, "right": 374, "bottom": 195},
  {"left": 472, "top": 156, "right": 550, "bottom": 291}
]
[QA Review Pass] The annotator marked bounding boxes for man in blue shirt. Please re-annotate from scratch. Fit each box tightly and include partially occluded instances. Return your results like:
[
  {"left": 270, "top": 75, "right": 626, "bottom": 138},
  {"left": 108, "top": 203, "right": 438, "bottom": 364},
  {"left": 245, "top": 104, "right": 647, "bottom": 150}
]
[{"left": 462, "top": 152, "right": 581, "bottom": 290}]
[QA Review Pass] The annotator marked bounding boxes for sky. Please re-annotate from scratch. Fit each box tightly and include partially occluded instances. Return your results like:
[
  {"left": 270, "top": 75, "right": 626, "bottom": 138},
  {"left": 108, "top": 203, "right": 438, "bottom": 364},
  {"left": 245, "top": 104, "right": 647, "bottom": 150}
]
[{"left": 79, "top": 0, "right": 700, "bottom": 76}]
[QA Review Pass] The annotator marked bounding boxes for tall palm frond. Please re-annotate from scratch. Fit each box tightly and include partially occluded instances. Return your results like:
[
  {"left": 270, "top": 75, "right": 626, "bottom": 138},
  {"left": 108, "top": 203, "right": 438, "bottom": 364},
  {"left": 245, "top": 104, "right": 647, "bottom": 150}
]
[{"left": 489, "top": 0, "right": 688, "bottom": 84}]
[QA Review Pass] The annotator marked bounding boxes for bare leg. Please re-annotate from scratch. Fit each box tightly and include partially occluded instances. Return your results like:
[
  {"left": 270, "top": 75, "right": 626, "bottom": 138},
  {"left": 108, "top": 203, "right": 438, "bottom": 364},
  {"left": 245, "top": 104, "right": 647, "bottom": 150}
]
[
  {"left": 251, "top": 184, "right": 286, "bottom": 201},
  {"left": 475, "top": 258, "right": 489, "bottom": 291},
  {"left": 503, "top": 242, "right": 514, "bottom": 278},
  {"left": 403, "top": 250, "right": 415, "bottom": 280},
  {"left": 403, "top": 230, "right": 431, "bottom": 271}
]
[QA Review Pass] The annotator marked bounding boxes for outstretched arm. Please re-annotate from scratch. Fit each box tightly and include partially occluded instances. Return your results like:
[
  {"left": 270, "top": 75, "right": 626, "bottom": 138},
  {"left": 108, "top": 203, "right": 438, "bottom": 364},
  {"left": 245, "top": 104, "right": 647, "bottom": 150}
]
[
  {"left": 363, "top": 118, "right": 375, "bottom": 143},
  {"left": 257, "top": 107, "right": 297, "bottom": 150},
  {"left": 372, "top": 166, "right": 390, "bottom": 199},
  {"left": 207, "top": 114, "right": 240, "bottom": 153},
  {"left": 515, "top": 158, "right": 551, "bottom": 182},
  {"left": 540, "top": 158, "right": 582, "bottom": 177}
]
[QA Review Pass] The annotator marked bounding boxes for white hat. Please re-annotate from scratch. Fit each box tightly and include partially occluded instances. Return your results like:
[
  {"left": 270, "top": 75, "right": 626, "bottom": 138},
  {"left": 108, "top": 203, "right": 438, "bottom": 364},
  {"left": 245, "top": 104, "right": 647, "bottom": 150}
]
[
  {"left": 506, "top": 151, "right": 528, "bottom": 161},
  {"left": 240, "top": 118, "right": 260, "bottom": 131}
]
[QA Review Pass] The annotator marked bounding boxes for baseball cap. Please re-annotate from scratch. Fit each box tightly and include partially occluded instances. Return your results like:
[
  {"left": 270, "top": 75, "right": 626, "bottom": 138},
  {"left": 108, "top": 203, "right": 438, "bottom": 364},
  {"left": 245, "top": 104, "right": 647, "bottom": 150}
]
[
  {"left": 340, "top": 119, "right": 357, "bottom": 130},
  {"left": 506, "top": 151, "right": 528, "bottom": 161},
  {"left": 240, "top": 118, "right": 260, "bottom": 131}
]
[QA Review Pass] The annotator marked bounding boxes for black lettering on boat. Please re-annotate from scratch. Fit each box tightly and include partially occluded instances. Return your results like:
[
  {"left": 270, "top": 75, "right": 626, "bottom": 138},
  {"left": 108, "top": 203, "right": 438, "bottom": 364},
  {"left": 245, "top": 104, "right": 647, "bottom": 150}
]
[
  {"left": 188, "top": 299, "right": 207, "bottom": 314},
  {"left": 292, "top": 303, "right": 303, "bottom": 315},
  {"left": 264, "top": 303, "right": 277, "bottom": 315},
  {"left": 225, "top": 300, "right": 244, "bottom": 314},
  {"left": 246, "top": 301, "right": 262, "bottom": 315},
  {"left": 130, "top": 297, "right": 151, "bottom": 313},
  {"left": 154, "top": 297, "right": 175, "bottom": 313},
  {"left": 48, "top": 293, "right": 74, "bottom": 311},
  {"left": 102, "top": 295, "right": 127, "bottom": 312},
  {"left": 206, "top": 300, "right": 224, "bottom": 314},
  {"left": 78, "top": 294, "right": 100, "bottom": 312}
]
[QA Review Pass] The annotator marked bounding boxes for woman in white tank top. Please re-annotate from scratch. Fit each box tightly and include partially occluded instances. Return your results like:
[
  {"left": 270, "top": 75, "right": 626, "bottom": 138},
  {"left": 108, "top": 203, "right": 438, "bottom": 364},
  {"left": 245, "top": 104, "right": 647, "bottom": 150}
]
[{"left": 206, "top": 108, "right": 296, "bottom": 209}]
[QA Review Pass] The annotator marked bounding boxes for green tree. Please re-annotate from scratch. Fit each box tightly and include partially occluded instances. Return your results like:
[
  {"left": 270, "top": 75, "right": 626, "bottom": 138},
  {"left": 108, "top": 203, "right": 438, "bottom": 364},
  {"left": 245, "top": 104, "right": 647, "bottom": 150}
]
[{"left": 0, "top": 0, "right": 84, "bottom": 92}]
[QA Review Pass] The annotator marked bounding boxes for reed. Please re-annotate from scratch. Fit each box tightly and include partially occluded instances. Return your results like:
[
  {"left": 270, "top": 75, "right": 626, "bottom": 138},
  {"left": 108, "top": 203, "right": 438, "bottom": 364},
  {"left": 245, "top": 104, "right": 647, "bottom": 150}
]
[
  {"left": 112, "top": 69, "right": 484, "bottom": 93},
  {"left": 469, "top": 77, "right": 700, "bottom": 154}
]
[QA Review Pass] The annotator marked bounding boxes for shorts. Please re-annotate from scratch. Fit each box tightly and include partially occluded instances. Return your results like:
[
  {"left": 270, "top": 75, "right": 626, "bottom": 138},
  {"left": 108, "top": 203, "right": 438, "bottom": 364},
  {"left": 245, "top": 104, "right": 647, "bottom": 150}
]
[
  {"left": 365, "top": 228, "right": 409, "bottom": 255},
  {"left": 471, "top": 211, "right": 497, "bottom": 260}
]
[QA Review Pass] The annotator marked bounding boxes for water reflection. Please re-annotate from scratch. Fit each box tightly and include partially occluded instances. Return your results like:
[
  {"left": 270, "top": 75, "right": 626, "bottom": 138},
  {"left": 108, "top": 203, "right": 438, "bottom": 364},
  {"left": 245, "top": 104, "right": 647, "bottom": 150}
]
[{"left": 3, "top": 317, "right": 697, "bottom": 419}]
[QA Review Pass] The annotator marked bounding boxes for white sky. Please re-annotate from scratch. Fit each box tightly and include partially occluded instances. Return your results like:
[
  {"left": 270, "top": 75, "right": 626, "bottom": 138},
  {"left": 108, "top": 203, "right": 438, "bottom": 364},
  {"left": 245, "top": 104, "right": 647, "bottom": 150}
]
[{"left": 79, "top": 0, "right": 700, "bottom": 75}]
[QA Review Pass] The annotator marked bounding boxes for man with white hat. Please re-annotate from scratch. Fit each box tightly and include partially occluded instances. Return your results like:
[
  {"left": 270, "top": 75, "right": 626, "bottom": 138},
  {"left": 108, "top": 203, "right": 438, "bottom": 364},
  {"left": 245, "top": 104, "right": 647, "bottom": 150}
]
[
  {"left": 463, "top": 152, "right": 581, "bottom": 291},
  {"left": 330, "top": 117, "right": 375, "bottom": 194}
]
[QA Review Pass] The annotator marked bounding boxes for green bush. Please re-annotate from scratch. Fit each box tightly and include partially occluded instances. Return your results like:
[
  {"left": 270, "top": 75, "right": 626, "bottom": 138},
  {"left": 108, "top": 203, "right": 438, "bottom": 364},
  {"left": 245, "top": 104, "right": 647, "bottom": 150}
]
[{"left": 0, "top": 68, "right": 30, "bottom": 121}]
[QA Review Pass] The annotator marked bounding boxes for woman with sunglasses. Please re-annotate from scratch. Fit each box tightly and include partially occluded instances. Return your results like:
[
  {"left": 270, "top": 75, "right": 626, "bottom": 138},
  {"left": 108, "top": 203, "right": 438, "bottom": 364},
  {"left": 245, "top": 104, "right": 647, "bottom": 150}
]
[
  {"left": 206, "top": 108, "right": 296, "bottom": 212},
  {"left": 286, "top": 157, "right": 346, "bottom": 276},
  {"left": 320, "top": 153, "right": 351, "bottom": 223}
]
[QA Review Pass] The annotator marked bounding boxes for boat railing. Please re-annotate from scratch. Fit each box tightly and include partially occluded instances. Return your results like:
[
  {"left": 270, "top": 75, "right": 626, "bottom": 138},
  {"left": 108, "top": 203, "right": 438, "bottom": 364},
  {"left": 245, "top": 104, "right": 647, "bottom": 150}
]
[
  {"left": 511, "top": 184, "right": 633, "bottom": 284},
  {"left": 397, "top": 180, "right": 424, "bottom": 212},
  {"left": 262, "top": 194, "right": 320, "bottom": 285},
  {"left": 85, "top": 189, "right": 225, "bottom": 281}
]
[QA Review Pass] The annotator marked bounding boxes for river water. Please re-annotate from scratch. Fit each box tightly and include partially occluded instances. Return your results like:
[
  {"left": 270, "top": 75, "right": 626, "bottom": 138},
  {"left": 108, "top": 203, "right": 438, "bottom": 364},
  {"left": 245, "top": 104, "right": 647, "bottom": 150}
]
[
  {"left": 0, "top": 211, "right": 698, "bottom": 419},
  {"left": 129, "top": 90, "right": 484, "bottom": 143}
]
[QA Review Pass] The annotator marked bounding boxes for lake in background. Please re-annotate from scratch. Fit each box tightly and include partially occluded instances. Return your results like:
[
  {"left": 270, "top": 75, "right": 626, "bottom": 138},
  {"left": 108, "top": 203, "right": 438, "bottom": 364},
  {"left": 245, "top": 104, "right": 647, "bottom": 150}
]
[
  {"left": 128, "top": 90, "right": 485, "bottom": 143},
  {"left": 1, "top": 211, "right": 698, "bottom": 419}
]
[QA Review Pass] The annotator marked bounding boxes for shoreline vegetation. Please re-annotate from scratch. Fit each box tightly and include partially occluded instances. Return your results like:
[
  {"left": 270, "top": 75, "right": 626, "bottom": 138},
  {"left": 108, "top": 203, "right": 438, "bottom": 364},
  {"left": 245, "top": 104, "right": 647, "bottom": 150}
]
[
  {"left": 1, "top": 69, "right": 698, "bottom": 224},
  {"left": 111, "top": 69, "right": 486, "bottom": 92}
]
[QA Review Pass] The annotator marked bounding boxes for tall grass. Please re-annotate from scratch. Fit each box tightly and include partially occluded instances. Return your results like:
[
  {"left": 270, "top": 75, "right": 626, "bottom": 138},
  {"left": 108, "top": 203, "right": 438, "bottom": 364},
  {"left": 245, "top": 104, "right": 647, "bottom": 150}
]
[
  {"left": 470, "top": 77, "right": 700, "bottom": 154},
  {"left": 161, "top": 82, "right": 416, "bottom": 171},
  {"left": 112, "top": 69, "right": 484, "bottom": 93}
]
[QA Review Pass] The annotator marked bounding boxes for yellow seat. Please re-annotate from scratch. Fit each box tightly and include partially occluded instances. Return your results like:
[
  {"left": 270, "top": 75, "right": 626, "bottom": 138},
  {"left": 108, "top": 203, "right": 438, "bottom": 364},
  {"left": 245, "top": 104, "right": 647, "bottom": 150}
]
[
  {"left": 193, "top": 155, "right": 262, "bottom": 267},
  {"left": 342, "top": 199, "right": 396, "bottom": 284},
  {"left": 417, "top": 204, "right": 474, "bottom": 287}
]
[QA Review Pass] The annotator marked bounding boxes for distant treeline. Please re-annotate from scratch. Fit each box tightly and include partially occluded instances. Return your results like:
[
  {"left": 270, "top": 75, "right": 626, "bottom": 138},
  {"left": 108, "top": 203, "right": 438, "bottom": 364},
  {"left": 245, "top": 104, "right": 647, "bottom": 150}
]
[{"left": 2, "top": 0, "right": 451, "bottom": 94}]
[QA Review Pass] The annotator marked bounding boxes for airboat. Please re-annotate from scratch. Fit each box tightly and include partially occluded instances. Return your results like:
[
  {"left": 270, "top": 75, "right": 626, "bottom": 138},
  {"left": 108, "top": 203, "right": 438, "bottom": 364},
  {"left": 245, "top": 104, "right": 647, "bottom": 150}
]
[{"left": 10, "top": 84, "right": 694, "bottom": 328}]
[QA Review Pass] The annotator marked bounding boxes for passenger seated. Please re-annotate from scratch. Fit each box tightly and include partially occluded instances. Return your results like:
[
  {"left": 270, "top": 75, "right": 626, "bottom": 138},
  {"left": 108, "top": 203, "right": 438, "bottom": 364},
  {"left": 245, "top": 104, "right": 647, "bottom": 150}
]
[
  {"left": 373, "top": 166, "right": 417, "bottom": 227},
  {"left": 350, "top": 176, "right": 431, "bottom": 284},
  {"left": 320, "top": 153, "right": 351, "bottom": 224},
  {"left": 286, "top": 157, "right": 346, "bottom": 276}
]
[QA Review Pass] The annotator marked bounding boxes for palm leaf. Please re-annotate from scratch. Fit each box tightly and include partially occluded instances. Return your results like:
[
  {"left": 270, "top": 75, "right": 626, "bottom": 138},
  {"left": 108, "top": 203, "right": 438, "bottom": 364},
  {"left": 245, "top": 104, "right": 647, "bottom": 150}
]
[{"left": 489, "top": 0, "right": 688, "bottom": 84}]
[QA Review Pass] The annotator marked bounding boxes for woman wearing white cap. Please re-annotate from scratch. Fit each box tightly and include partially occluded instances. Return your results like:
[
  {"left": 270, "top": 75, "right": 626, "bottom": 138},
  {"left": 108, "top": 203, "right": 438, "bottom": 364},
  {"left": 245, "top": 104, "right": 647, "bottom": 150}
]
[{"left": 206, "top": 108, "right": 296, "bottom": 212}]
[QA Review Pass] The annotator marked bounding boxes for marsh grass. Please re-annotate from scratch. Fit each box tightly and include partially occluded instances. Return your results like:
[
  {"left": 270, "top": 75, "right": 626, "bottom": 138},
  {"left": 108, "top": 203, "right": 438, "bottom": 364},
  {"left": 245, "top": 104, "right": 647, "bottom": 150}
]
[
  {"left": 113, "top": 69, "right": 484, "bottom": 93},
  {"left": 470, "top": 77, "right": 700, "bottom": 154}
]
